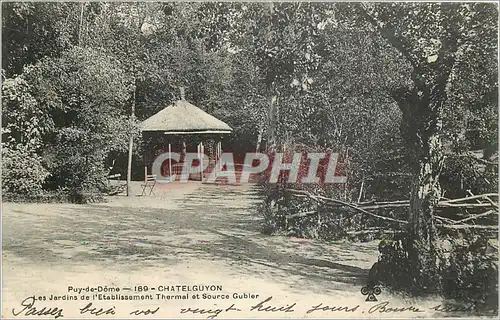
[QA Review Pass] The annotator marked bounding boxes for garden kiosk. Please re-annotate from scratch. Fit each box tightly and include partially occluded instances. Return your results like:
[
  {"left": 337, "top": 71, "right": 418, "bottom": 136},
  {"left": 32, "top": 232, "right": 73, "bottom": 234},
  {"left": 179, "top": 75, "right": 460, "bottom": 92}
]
[{"left": 140, "top": 88, "right": 232, "bottom": 182}]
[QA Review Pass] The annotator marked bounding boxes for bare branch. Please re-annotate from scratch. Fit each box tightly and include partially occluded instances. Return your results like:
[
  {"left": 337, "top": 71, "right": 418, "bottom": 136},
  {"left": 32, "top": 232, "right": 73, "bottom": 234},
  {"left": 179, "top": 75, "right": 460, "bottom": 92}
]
[
  {"left": 347, "top": 229, "right": 404, "bottom": 236},
  {"left": 285, "top": 188, "right": 408, "bottom": 224},
  {"left": 438, "top": 203, "right": 497, "bottom": 208},
  {"left": 454, "top": 153, "right": 499, "bottom": 166},
  {"left": 444, "top": 193, "right": 498, "bottom": 204},
  {"left": 286, "top": 211, "right": 317, "bottom": 219},
  {"left": 437, "top": 224, "right": 498, "bottom": 230},
  {"left": 359, "top": 203, "right": 410, "bottom": 210},
  {"left": 435, "top": 216, "right": 458, "bottom": 225},
  {"left": 453, "top": 210, "right": 498, "bottom": 224}
]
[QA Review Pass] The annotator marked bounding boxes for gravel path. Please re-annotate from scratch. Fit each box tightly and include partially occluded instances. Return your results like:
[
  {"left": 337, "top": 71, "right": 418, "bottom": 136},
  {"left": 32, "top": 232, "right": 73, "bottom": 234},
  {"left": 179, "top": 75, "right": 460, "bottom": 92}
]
[{"left": 2, "top": 182, "right": 467, "bottom": 318}]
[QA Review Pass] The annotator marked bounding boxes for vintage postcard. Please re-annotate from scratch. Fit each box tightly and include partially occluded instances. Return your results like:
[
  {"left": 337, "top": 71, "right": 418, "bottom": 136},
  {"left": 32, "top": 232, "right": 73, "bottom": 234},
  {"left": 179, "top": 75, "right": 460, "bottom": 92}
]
[{"left": 1, "top": 1, "right": 498, "bottom": 319}]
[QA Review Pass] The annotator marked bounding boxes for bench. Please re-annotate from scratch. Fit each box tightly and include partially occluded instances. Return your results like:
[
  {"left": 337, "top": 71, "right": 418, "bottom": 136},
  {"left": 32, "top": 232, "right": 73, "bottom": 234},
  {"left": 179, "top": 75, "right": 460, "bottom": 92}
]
[
  {"left": 107, "top": 173, "right": 122, "bottom": 184},
  {"left": 107, "top": 173, "right": 126, "bottom": 195},
  {"left": 141, "top": 174, "right": 157, "bottom": 196}
]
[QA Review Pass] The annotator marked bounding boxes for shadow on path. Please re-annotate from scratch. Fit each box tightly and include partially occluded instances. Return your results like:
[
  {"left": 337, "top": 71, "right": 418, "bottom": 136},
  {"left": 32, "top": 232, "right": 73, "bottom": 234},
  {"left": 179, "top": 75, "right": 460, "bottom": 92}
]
[{"left": 3, "top": 183, "right": 377, "bottom": 295}]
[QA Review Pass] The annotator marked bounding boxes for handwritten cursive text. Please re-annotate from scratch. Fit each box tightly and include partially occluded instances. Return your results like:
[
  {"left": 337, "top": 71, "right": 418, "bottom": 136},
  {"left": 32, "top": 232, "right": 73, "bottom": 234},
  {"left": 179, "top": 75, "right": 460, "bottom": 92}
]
[
  {"left": 249, "top": 296, "right": 296, "bottom": 313},
  {"left": 79, "top": 302, "right": 116, "bottom": 316},
  {"left": 368, "top": 301, "right": 423, "bottom": 314},
  {"left": 307, "top": 303, "right": 360, "bottom": 314},
  {"left": 12, "top": 296, "right": 64, "bottom": 319}
]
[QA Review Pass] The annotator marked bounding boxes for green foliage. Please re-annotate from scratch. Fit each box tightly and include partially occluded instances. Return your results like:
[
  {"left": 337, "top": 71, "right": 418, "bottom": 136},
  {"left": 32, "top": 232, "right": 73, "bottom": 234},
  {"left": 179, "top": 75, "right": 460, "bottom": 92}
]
[
  {"left": 2, "top": 144, "right": 50, "bottom": 196},
  {"left": 441, "top": 155, "right": 498, "bottom": 199},
  {"left": 2, "top": 2, "right": 81, "bottom": 76},
  {"left": 2, "top": 47, "right": 132, "bottom": 201},
  {"left": 2, "top": 71, "right": 53, "bottom": 198},
  {"left": 2, "top": 76, "right": 51, "bottom": 151},
  {"left": 442, "top": 236, "right": 498, "bottom": 310},
  {"left": 0, "top": 3, "right": 497, "bottom": 308},
  {"left": 371, "top": 237, "right": 412, "bottom": 292},
  {"left": 372, "top": 234, "right": 498, "bottom": 310},
  {"left": 38, "top": 48, "right": 130, "bottom": 196}
]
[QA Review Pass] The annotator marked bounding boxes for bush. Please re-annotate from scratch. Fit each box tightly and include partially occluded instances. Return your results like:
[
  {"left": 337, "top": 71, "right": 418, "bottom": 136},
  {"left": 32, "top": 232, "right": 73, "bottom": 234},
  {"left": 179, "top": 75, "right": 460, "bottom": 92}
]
[
  {"left": 441, "top": 156, "right": 498, "bottom": 199},
  {"left": 372, "top": 232, "right": 498, "bottom": 314},
  {"left": 259, "top": 182, "right": 289, "bottom": 235},
  {"left": 442, "top": 235, "right": 498, "bottom": 312},
  {"left": 369, "top": 235, "right": 412, "bottom": 293},
  {"left": 44, "top": 149, "right": 110, "bottom": 203},
  {"left": 2, "top": 145, "right": 50, "bottom": 196},
  {"left": 2, "top": 47, "right": 132, "bottom": 203}
]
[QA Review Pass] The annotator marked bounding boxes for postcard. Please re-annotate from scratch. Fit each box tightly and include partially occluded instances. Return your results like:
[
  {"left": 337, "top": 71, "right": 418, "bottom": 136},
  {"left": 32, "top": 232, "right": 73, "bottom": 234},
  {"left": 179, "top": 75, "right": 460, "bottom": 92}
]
[{"left": 2, "top": 1, "right": 498, "bottom": 319}]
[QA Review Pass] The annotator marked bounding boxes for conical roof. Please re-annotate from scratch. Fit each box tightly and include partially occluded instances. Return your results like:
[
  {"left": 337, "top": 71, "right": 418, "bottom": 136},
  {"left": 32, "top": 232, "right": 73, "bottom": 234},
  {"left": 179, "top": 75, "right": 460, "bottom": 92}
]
[{"left": 141, "top": 100, "right": 232, "bottom": 134}]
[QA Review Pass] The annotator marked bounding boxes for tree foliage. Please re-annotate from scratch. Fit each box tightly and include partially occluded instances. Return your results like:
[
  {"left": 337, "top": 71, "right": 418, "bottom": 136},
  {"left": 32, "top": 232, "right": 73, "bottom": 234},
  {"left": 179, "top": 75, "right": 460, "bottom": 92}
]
[
  {"left": 2, "top": 47, "right": 131, "bottom": 200},
  {"left": 1, "top": 2, "right": 497, "bottom": 303},
  {"left": 2, "top": 2, "right": 496, "bottom": 200}
]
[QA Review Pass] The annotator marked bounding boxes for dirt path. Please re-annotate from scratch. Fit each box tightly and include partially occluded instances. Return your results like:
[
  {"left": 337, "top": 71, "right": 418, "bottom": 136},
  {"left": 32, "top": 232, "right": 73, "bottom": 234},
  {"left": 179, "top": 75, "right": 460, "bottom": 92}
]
[{"left": 2, "top": 182, "right": 466, "bottom": 318}]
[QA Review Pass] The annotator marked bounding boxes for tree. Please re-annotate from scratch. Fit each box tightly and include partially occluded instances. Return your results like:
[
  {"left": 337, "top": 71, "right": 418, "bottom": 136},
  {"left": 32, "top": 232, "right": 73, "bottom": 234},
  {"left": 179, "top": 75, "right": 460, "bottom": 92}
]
[
  {"left": 1, "top": 2, "right": 104, "bottom": 77},
  {"left": 2, "top": 47, "right": 131, "bottom": 200},
  {"left": 354, "top": 2, "right": 498, "bottom": 293},
  {"left": 226, "top": 3, "right": 332, "bottom": 150}
]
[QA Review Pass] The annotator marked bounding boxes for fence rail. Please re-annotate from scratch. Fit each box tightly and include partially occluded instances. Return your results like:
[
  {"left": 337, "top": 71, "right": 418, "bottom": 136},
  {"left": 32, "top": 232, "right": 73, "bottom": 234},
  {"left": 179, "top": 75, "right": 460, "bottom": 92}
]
[{"left": 283, "top": 188, "right": 498, "bottom": 233}]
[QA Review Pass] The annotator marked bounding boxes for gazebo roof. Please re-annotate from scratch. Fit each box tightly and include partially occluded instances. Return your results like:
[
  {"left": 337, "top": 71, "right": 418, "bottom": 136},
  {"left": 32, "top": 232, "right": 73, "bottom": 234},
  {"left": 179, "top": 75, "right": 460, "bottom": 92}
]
[{"left": 141, "top": 100, "right": 232, "bottom": 135}]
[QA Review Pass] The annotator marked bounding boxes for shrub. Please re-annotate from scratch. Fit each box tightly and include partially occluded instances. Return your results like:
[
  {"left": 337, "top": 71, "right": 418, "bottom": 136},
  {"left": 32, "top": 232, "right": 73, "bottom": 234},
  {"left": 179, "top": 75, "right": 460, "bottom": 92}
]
[
  {"left": 442, "top": 235, "right": 498, "bottom": 312},
  {"left": 259, "top": 181, "right": 289, "bottom": 235},
  {"left": 372, "top": 232, "right": 498, "bottom": 314},
  {"left": 370, "top": 234, "right": 412, "bottom": 293},
  {"left": 2, "top": 47, "right": 132, "bottom": 203},
  {"left": 44, "top": 147, "right": 109, "bottom": 203},
  {"left": 2, "top": 145, "right": 50, "bottom": 197}
]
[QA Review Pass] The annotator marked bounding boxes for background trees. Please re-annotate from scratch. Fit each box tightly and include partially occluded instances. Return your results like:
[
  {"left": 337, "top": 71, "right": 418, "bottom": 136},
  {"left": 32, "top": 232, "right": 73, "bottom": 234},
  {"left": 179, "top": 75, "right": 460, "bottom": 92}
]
[
  {"left": 2, "top": 1, "right": 498, "bottom": 305},
  {"left": 348, "top": 2, "right": 498, "bottom": 294},
  {"left": 2, "top": 47, "right": 131, "bottom": 200}
]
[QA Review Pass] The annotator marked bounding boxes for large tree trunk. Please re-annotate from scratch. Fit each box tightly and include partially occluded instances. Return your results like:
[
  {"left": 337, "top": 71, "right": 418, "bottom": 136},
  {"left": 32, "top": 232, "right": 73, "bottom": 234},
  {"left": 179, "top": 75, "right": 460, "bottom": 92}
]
[
  {"left": 394, "top": 69, "right": 449, "bottom": 294},
  {"left": 407, "top": 132, "right": 443, "bottom": 293},
  {"left": 359, "top": 1, "right": 461, "bottom": 295}
]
